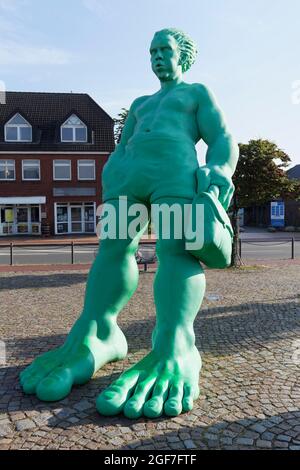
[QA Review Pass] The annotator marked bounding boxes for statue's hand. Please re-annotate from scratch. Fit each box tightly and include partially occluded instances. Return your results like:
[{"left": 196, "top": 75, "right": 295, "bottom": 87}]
[{"left": 196, "top": 164, "right": 234, "bottom": 211}]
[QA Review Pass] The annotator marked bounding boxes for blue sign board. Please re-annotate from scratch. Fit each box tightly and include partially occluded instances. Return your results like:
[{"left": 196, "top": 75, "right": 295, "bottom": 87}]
[{"left": 270, "top": 201, "right": 285, "bottom": 227}]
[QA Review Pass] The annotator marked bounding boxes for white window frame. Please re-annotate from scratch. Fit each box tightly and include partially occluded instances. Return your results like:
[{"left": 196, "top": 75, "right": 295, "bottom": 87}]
[
  {"left": 54, "top": 202, "right": 96, "bottom": 235},
  {"left": 77, "top": 160, "right": 95, "bottom": 181},
  {"left": 53, "top": 160, "right": 71, "bottom": 181},
  {"left": 60, "top": 114, "right": 87, "bottom": 143},
  {"left": 0, "top": 160, "right": 16, "bottom": 181},
  {"left": 0, "top": 205, "right": 41, "bottom": 235},
  {"left": 83, "top": 202, "right": 96, "bottom": 234},
  {"left": 22, "top": 160, "right": 40, "bottom": 181},
  {"left": 5, "top": 113, "right": 32, "bottom": 142}
]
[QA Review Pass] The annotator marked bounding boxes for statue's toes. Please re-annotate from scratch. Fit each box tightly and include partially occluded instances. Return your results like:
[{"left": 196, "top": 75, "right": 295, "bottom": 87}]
[
  {"left": 36, "top": 367, "right": 73, "bottom": 402},
  {"left": 21, "top": 371, "right": 49, "bottom": 395},
  {"left": 182, "top": 383, "right": 199, "bottom": 412},
  {"left": 20, "top": 360, "right": 58, "bottom": 395},
  {"left": 97, "top": 371, "right": 140, "bottom": 416},
  {"left": 143, "top": 379, "right": 169, "bottom": 418},
  {"left": 143, "top": 397, "right": 164, "bottom": 418},
  {"left": 164, "top": 382, "right": 184, "bottom": 417}
]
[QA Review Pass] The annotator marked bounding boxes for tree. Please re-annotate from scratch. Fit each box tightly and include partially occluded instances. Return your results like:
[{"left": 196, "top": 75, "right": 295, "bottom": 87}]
[
  {"left": 231, "top": 139, "right": 297, "bottom": 266},
  {"left": 114, "top": 108, "right": 129, "bottom": 144}
]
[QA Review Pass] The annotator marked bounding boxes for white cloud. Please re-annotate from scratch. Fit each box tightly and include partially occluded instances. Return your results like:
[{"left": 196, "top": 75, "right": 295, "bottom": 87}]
[
  {"left": 0, "top": 1, "right": 72, "bottom": 66},
  {"left": 0, "top": 41, "right": 72, "bottom": 65},
  {"left": 0, "top": 0, "right": 28, "bottom": 13},
  {"left": 99, "top": 87, "right": 155, "bottom": 117}
]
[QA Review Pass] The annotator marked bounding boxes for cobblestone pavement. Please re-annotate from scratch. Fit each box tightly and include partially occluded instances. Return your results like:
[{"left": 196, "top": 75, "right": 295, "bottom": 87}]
[{"left": 0, "top": 265, "right": 300, "bottom": 450}]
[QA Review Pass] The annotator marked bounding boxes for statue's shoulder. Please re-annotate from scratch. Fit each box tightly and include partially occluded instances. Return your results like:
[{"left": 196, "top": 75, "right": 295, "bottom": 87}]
[
  {"left": 190, "top": 83, "right": 215, "bottom": 102},
  {"left": 131, "top": 95, "right": 150, "bottom": 111}
]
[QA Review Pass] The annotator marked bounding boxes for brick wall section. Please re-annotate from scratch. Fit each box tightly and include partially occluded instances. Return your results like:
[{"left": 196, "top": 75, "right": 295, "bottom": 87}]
[{"left": 0, "top": 153, "right": 110, "bottom": 234}]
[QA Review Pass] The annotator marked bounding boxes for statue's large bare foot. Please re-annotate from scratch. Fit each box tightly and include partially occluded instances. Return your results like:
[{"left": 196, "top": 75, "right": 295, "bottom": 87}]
[
  {"left": 96, "top": 346, "right": 201, "bottom": 419},
  {"left": 20, "top": 320, "right": 128, "bottom": 402}
]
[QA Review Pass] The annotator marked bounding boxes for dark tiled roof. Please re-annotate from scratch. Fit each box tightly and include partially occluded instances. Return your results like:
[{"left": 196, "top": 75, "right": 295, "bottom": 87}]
[
  {"left": 0, "top": 91, "right": 115, "bottom": 152},
  {"left": 287, "top": 164, "right": 300, "bottom": 180}
]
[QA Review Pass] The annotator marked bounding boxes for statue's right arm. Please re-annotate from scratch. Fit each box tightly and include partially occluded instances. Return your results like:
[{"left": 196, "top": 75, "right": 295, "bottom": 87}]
[{"left": 112, "top": 96, "right": 148, "bottom": 158}]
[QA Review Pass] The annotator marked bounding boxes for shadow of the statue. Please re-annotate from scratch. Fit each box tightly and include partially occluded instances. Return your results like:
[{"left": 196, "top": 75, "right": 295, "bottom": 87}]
[
  {"left": 0, "top": 273, "right": 88, "bottom": 291},
  {"left": 117, "top": 409, "right": 300, "bottom": 449},
  {"left": 0, "top": 298, "right": 299, "bottom": 433},
  {"left": 5, "top": 297, "right": 300, "bottom": 362}
]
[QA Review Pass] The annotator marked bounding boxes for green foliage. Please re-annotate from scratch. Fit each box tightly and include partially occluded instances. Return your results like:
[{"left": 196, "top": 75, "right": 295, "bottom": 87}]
[
  {"left": 232, "top": 139, "right": 295, "bottom": 210},
  {"left": 114, "top": 108, "right": 129, "bottom": 144},
  {"left": 230, "top": 139, "right": 298, "bottom": 266},
  {"left": 285, "top": 175, "right": 300, "bottom": 202}
]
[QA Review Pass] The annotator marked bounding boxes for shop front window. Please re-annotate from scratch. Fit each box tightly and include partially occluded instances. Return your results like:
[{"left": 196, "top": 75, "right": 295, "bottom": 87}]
[
  {"left": 84, "top": 206, "right": 95, "bottom": 232},
  {"left": 55, "top": 203, "right": 95, "bottom": 234},
  {"left": 56, "top": 205, "right": 68, "bottom": 234}
]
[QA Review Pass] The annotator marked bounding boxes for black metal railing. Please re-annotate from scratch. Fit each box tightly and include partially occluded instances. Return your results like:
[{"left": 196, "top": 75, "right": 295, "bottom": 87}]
[
  {"left": 0, "top": 241, "right": 157, "bottom": 268},
  {"left": 239, "top": 237, "right": 299, "bottom": 260},
  {"left": 0, "top": 238, "right": 299, "bottom": 267}
]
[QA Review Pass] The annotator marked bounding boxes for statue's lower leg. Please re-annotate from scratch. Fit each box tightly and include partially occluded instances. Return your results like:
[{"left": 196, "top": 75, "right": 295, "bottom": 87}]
[
  {"left": 97, "top": 198, "right": 205, "bottom": 418},
  {"left": 20, "top": 200, "right": 147, "bottom": 402}
]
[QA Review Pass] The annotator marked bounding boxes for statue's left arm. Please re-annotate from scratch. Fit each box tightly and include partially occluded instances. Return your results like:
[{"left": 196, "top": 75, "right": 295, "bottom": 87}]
[{"left": 196, "top": 84, "right": 239, "bottom": 210}]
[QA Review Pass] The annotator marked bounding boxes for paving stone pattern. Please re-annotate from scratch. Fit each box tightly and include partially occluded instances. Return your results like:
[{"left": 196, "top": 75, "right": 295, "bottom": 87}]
[{"left": 0, "top": 265, "right": 300, "bottom": 450}]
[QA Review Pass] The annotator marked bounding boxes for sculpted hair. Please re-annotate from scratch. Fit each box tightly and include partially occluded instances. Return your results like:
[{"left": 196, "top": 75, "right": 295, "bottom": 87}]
[{"left": 155, "top": 28, "right": 198, "bottom": 73}]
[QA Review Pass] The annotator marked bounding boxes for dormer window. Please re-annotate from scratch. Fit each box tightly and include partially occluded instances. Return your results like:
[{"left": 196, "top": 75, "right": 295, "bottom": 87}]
[
  {"left": 5, "top": 113, "right": 32, "bottom": 142},
  {"left": 61, "top": 114, "right": 87, "bottom": 142}
]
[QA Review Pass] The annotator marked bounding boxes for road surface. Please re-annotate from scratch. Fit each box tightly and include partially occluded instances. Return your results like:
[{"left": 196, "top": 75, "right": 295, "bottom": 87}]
[{"left": 0, "top": 240, "right": 299, "bottom": 265}]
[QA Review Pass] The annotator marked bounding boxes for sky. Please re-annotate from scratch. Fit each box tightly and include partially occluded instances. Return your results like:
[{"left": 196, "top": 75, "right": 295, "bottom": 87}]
[{"left": 0, "top": 0, "right": 300, "bottom": 167}]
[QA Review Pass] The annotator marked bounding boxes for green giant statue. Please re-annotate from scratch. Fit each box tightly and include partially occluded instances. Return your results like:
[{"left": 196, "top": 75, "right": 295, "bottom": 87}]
[{"left": 20, "top": 28, "right": 239, "bottom": 419}]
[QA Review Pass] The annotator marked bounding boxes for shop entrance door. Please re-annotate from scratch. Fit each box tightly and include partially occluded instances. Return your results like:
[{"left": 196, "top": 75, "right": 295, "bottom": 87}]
[{"left": 70, "top": 206, "right": 83, "bottom": 233}]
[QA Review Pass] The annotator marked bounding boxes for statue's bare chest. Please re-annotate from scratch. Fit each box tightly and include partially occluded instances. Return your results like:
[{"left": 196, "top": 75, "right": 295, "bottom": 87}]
[{"left": 135, "top": 87, "right": 197, "bottom": 120}]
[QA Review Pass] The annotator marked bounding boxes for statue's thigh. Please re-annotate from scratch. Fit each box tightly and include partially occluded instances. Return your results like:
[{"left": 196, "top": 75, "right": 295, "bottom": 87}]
[
  {"left": 99, "top": 198, "right": 150, "bottom": 256},
  {"left": 152, "top": 197, "right": 193, "bottom": 257}
]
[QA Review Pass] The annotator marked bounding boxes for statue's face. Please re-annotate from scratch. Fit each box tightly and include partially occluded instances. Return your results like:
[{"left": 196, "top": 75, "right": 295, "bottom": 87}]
[{"left": 150, "top": 32, "right": 181, "bottom": 81}]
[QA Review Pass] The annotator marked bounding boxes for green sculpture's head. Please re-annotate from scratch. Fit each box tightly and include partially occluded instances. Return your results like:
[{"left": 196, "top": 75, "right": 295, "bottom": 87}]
[{"left": 150, "top": 28, "right": 197, "bottom": 81}]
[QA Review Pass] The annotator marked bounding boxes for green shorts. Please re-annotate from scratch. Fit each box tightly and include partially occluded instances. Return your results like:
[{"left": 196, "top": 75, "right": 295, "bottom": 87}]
[{"left": 102, "top": 134, "right": 199, "bottom": 204}]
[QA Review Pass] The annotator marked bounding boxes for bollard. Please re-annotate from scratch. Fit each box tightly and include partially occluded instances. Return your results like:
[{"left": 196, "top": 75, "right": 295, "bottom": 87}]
[
  {"left": 291, "top": 237, "right": 295, "bottom": 260},
  {"left": 71, "top": 242, "right": 75, "bottom": 265},
  {"left": 10, "top": 242, "right": 13, "bottom": 266},
  {"left": 239, "top": 239, "right": 242, "bottom": 258}
]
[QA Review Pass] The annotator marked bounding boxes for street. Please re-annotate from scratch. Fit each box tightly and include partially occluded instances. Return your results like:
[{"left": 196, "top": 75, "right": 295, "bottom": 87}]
[
  {"left": 0, "top": 239, "right": 299, "bottom": 265},
  {"left": 0, "top": 244, "right": 98, "bottom": 265}
]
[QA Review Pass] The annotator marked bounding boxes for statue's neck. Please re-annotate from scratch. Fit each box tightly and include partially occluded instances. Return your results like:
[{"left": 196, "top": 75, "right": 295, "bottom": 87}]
[{"left": 160, "top": 74, "right": 183, "bottom": 91}]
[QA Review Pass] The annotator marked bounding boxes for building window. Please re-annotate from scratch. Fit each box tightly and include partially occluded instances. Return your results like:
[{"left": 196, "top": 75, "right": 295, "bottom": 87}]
[
  {"left": 0, "top": 205, "right": 41, "bottom": 235},
  {"left": 61, "top": 114, "right": 87, "bottom": 142},
  {"left": 0, "top": 160, "right": 15, "bottom": 180},
  {"left": 77, "top": 160, "right": 95, "bottom": 180},
  {"left": 55, "top": 202, "right": 96, "bottom": 234},
  {"left": 22, "top": 160, "right": 40, "bottom": 180},
  {"left": 53, "top": 160, "right": 71, "bottom": 180},
  {"left": 56, "top": 205, "right": 69, "bottom": 234},
  {"left": 5, "top": 113, "right": 32, "bottom": 142}
]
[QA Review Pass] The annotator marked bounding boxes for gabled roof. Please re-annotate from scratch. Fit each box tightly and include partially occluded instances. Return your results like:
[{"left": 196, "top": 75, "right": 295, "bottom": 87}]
[
  {"left": 0, "top": 91, "right": 115, "bottom": 152},
  {"left": 287, "top": 164, "right": 300, "bottom": 180}
]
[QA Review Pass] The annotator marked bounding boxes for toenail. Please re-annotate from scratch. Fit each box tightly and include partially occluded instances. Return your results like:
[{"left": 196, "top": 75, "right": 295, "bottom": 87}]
[
  {"left": 127, "top": 401, "right": 138, "bottom": 407},
  {"left": 168, "top": 399, "right": 178, "bottom": 406},
  {"left": 149, "top": 397, "right": 160, "bottom": 405}
]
